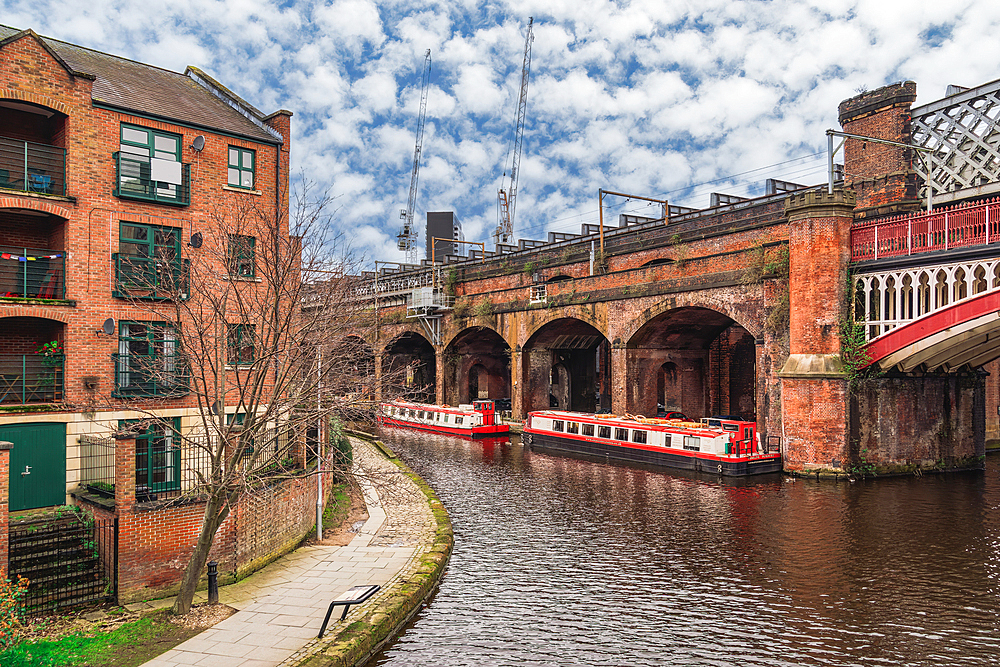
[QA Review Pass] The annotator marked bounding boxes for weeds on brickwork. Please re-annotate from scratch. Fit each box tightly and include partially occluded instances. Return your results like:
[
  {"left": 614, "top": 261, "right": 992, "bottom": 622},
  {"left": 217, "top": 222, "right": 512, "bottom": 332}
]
[
  {"left": 741, "top": 244, "right": 789, "bottom": 332},
  {"left": 522, "top": 261, "right": 536, "bottom": 277},
  {"left": 847, "top": 445, "right": 877, "bottom": 478},
  {"left": 451, "top": 298, "right": 470, "bottom": 319},
  {"left": 380, "top": 310, "right": 405, "bottom": 325},
  {"left": 0, "top": 570, "right": 29, "bottom": 648},
  {"left": 593, "top": 250, "right": 608, "bottom": 273},
  {"left": 473, "top": 300, "right": 494, "bottom": 322},
  {"left": 840, "top": 273, "right": 880, "bottom": 394},
  {"left": 444, "top": 269, "right": 458, "bottom": 296}
]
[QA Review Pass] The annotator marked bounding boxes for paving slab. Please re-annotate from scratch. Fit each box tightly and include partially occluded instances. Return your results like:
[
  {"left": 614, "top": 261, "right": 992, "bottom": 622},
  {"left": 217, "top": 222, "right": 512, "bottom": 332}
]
[{"left": 140, "top": 438, "right": 435, "bottom": 667}]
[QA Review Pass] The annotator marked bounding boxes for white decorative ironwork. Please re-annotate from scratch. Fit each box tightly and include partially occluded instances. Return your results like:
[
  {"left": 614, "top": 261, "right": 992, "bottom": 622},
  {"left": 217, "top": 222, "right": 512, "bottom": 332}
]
[
  {"left": 912, "top": 79, "right": 1000, "bottom": 201},
  {"left": 855, "top": 258, "right": 1000, "bottom": 340}
]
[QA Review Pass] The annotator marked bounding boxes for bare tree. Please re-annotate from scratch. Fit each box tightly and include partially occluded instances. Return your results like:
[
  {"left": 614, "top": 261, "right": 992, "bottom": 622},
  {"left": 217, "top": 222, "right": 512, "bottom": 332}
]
[{"left": 110, "top": 184, "right": 381, "bottom": 614}]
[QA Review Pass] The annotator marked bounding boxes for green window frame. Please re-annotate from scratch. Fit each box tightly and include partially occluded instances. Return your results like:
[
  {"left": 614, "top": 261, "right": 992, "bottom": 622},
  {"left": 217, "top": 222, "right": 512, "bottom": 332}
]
[
  {"left": 120, "top": 222, "right": 181, "bottom": 261},
  {"left": 228, "top": 146, "right": 255, "bottom": 189},
  {"left": 227, "top": 234, "right": 256, "bottom": 278},
  {"left": 118, "top": 124, "right": 184, "bottom": 202},
  {"left": 124, "top": 417, "right": 181, "bottom": 494},
  {"left": 116, "top": 321, "right": 182, "bottom": 395},
  {"left": 227, "top": 323, "right": 255, "bottom": 366},
  {"left": 227, "top": 412, "right": 256, "bottom": 459}
]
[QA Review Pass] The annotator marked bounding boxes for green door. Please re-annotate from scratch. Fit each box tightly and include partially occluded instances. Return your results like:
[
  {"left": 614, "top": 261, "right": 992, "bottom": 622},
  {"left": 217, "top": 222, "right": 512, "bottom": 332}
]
[{"left": 1, "top": 423, "right": 67, "bottom": 511}]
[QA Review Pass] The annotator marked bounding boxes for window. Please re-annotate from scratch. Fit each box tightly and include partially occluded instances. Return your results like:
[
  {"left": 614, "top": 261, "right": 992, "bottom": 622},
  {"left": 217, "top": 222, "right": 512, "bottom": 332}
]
[
  {"left": 598, "top": 426, "right": 611, "bottom": 439},
  {"left": 228, "top": 146, "right": 255, "bottom": 189},
  {"left": 567, "top": 422, "right": 579, "bottom": 434},
  {"left": 443, "top": 414, "right": 449, "bottom": 423},
  {"left": 553, "top": 420, "right": 564, "bottom": 432},
  {"left": 228, "top": 412, "right": 256, "bottom": 459},
  {"left": 227, "top": 323, "right": 255, "bottom": 366},
  {"left": 115, "top": 223, "right": 187, "bottom": 299},
  {"left": 582, "top": 423, "right": 595, "bottom": 437},
  {"left": 455, "top": 416, "right": 464, "bottom": 425},
  {"left": 115, "top": 321, "right": 184, "bottom": 396},
  {"left": 227, "top": 234, "right": 256, "bottom": 278},
  {"left": 126, "top": 417, "right": 181, "bottom": 493},
  {"left": 615, "top": 427, "right": 628, "bottom": 441},
  {"left": 117, "top": 124, "right": 187, "bottom": 204},
  {"left": 683, "top": 436, "right": 701, "bottom": 451},
  {"left": 632, "top": 430, "right": 647, "bottom": 444}
]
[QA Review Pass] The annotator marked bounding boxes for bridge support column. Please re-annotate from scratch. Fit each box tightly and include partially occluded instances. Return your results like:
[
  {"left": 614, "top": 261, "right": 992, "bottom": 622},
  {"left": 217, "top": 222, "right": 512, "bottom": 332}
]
[
  {"left": 374, "top": 352, "right": 383, "bottom": 402},
  {"left": 611, "top": 340, "right": 627, "bottom": 416},
  {"left": 435, "top": 348, "right": 445, "bottom": 406},
  {"left": 511, "top": 347, "right": 522, "bottom": 420},
  {"left": 779, "top": 189, "right": 856, "bottom": 472}
]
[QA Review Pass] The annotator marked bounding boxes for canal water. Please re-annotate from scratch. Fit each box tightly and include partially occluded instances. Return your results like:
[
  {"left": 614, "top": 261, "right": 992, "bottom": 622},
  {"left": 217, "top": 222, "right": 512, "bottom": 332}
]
[{"left": 368, "top": 431, "right": 1000, "bottom": 666}]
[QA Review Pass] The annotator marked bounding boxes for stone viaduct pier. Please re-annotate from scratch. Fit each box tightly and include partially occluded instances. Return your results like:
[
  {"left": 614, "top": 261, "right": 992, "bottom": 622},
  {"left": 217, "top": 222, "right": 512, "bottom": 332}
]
[{"left": 353, "top": 79, "right": 1000, "bottom": 476}]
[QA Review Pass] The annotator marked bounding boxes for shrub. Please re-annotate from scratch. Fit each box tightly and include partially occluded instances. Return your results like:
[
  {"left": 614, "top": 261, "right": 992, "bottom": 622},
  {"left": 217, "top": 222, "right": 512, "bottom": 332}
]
[{"left": 0, "top": 570, "right": 29, "bottom": 648}]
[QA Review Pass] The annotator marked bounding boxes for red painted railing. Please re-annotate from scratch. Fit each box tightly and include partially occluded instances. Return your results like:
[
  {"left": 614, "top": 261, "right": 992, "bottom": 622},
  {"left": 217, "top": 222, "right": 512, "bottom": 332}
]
[{"left": 851, "top": 198, "right": 1000, "bottom": 262}]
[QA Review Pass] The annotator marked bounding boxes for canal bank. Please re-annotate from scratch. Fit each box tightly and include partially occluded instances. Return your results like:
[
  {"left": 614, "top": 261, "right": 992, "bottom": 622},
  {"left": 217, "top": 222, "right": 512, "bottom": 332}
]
[{"left": 294, "top": 434, "right": 453, "bottom": 667}]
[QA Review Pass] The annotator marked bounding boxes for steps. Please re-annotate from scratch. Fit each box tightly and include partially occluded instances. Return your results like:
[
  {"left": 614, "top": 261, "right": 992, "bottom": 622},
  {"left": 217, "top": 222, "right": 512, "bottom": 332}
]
[{"left": 8, "top": 510, "right": 115, "bottom": 614}]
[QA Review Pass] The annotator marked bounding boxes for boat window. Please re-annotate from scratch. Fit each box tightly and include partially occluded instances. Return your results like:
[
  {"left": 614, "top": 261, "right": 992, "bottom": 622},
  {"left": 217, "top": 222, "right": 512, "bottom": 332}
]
[
  {"left": 443, "top": 414, "right": 449, "bottom": 423},
  {"left": 553, "top": 420, "right": 564, "bottom": 432},
  {"left": 632, "top": 430, "right": 647, "bottom": 444},
  {"left": 615, "top": 427, "right": 628, "bottom": 441},
  {"left": 455, "top": 416, "right": 464, "bottom": 425},
  {"left": 582, "top": 423, "right": 595, "bottom": 436},
  {"left": 683, "top": 436, "right": 701, "bottom": 451},
  {"left": 743, "top": 427, "right": 752, "bottom": 441},
  {"left": 723, "top": 423, "right": 738, "bottom": 432},
  {"left": 567, "top": 422, "right": 579, "bottom": 434},
  {"left": 408, "top": 409, "right": 414, "bottom": 418},
  {"left": 598, "top": 426, "right": 611, "bottom": 439}
]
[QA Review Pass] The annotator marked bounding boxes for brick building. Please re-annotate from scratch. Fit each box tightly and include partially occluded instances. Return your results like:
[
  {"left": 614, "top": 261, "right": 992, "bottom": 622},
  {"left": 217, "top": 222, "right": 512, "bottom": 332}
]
[{"left": 0, "top": 26, "right": 326, "bottom": 603}]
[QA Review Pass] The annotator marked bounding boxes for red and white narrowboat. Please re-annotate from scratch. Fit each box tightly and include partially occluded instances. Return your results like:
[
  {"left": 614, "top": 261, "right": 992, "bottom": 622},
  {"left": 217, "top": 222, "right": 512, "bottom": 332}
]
[
  {"left": 522, "top": 410, "right": 781, "bottom": 476},
  {"left": 378, "top": 399, "right": 510, "bottom": 439}
]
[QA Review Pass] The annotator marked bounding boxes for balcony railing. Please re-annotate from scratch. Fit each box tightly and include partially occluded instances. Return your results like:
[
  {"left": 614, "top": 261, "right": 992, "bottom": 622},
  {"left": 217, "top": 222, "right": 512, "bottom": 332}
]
[
  {"left": 113, "top": 152, "right": 190, "bottom": 206},
  {"left": 112, "top": 253, "right": 190, "bottom": 301},
  {"left": 0, "top": 354, "right": 64, "bottom": 404},
  {"left": 0, "top": 246, "right": 65, "bottom": 299},
  {"left": 112, "top": 352, "right": 189, "bottom": 397},
  {"left": 0, "top": 137, "right": 66, "bottom": 196}
]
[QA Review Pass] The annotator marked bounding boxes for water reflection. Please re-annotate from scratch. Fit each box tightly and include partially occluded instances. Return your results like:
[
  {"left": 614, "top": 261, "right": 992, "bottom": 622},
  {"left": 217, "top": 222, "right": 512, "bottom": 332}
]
[{"left": 369, "top": 429, "right": 1000, "bottom": 666}]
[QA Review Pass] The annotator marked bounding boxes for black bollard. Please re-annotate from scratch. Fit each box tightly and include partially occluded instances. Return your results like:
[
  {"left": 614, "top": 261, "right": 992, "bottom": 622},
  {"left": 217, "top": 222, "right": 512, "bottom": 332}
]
[{"left": 207, "top": 560, "right": 218, "bottom": 604}]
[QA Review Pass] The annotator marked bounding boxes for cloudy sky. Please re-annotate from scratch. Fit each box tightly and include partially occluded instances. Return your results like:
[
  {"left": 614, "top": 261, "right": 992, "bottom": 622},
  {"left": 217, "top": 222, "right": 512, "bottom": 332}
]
[{"left": 4, "top": 0, "right": 1000, "bottom": 266}]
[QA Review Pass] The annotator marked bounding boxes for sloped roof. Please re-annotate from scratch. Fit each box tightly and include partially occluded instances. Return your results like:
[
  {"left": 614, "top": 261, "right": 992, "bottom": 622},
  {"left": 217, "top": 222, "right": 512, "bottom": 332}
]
[{"left": 0, "top": 25, "right": 281, "bottom": 144}]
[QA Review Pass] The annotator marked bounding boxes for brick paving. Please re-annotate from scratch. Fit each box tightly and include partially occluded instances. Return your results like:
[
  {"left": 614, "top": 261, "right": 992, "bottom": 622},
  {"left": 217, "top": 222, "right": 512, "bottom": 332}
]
[{"left": 138, "top": 438, "right": 435, "bottom": 667}]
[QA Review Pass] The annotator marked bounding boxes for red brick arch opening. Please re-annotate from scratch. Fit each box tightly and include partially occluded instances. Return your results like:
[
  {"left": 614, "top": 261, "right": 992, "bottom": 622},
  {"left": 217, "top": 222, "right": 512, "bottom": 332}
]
[
  {"left": 382, "top": 331, "right": 435, "bottom": 403},
  {"left": 521, "top": 317, "right": 610, "bottom": 414},
  {"left": 626, "top": 307, "right": 756, "bottom": 421},
  {"left": 443, "top": 327, "right": 510, "bottom": 406}
]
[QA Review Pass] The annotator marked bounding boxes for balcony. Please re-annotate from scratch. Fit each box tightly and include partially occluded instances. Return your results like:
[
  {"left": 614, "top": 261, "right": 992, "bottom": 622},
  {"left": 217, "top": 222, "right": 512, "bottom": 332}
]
[
  {"left": 113, "top": 152, "right": 190, "bottom": 206},
  {"left": 0, "top": 354, "right": 64, "bottom": 405},
  {"left": 112, "top": 253, "right": 190, "bottom": 301},
  {"left": 112, "top": 351, "right": 189, "bottom": 397},
  {"left": 0, "top": 137, "right": 66, "bottom": 196},
  {"left": 0, "top": 246, "right": 65, "bottom": 299}
]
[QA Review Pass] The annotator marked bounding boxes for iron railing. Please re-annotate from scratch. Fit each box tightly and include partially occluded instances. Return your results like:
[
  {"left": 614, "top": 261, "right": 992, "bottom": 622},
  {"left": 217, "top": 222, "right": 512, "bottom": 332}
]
[
  {"left": 10, "top": 514, "right": 118, "bottom": 615},
  {"left": 78, "top": 435, "right": 117, "bottom": 497},
  {"left": 112, "top": 152, "right": 190, "bottom": 206},
  {"left": 0, "top": 136, "right": 66, "bottom": 196},
  {"left": 112, "top": 253, "right": 190, "bottom": 300},
  {"left": 0, "top": 354, "right": 64, "bottom": 404},
  {"left": 851, "top": 197, "right": 1000, "bottom": 262},
  {"left": 0, "top": 246, "right": 65, "bottom": 299},
  {"left": 111, "top": 351, "right": 190, "bottom": 397}
]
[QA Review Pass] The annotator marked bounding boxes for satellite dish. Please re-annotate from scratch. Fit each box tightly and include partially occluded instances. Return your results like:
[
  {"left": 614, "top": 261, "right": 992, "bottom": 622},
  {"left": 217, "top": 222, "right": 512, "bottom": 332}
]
[
  {"left": 98, "top": 317, "right": 115, "bottom": 336},
  {"left": 210, "top": 400, "right": 222, "bottom": 415},
  {"left": 191, "top": 135, "right": 205, "bottom": 152},
  {"left": 189, "top": 232, "right": 203, "bottom": 248}
]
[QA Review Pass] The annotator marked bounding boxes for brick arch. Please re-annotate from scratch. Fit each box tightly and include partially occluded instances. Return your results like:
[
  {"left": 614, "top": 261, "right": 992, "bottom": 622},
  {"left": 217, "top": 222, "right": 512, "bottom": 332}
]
[
  {"left": 0, "top": 308, "right": 71, "bottom": 323},
  {"left": 441, "top": 323, "right": 505, "bottom": 350},
  {"left": 521, "top": 307, "right": 608, "bottom": 346},
  {"left": 381, "top": 327, "right": 432, "bottom": 354},
  {"left": 620, "top": 289, "right": 763, "bottom": 345},
  {"left": 0, "top": 196, "right": 72, "bottom": 219},
  {"left": 0, "top": 90, "right": 71, "bottom": 117}
]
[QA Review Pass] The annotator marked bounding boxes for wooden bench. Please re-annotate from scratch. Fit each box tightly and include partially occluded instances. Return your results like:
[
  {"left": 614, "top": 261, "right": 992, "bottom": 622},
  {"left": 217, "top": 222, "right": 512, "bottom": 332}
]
[{"left": 317, "top": 584, "right": 381, "bottom": 638}]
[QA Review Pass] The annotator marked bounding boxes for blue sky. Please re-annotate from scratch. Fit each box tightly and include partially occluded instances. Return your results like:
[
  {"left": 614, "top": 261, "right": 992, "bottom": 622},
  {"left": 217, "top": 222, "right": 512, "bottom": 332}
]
[{"left": 4, "top": 0, "right": 999, "bottom": 267}]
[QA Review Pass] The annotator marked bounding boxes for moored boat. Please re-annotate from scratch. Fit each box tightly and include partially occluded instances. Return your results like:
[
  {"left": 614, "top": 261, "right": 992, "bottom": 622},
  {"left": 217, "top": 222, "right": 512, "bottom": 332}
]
[
  {"left": 378, "top": 399, "right": 510, "bottom": 439},
  {"left": 522, "top": 410, "right": 781, "bottom": 476}
]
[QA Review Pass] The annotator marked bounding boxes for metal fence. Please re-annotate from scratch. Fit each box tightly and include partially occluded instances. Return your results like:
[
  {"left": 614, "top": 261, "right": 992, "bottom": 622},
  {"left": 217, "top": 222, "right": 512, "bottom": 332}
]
[
  {"left": 9, "top": 514, "right": 118, "bottom": 616},
  {"left": 113, "top": 152, "right": 190, "bottom": 206},
  {"left": 0, "top": 353, "right": 64, "bottom": 404},
  {"left": 0, "top": 246, "right": 65, "bottom": 299},
  {"left": 78, "top": 435, "right": 116, "bottom": 497},
  {"left": 0, "top": 136, "right": 66, "bottom": 196},
  {"left": 111, "top": 253, "right": 191, "bottom": 301}
]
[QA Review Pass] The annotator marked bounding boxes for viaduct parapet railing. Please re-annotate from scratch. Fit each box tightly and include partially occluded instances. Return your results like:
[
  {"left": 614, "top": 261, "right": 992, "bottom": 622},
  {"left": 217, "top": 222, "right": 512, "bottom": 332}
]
[
  {"left": 851, "top": 198, "right": 1000, "bottom": 262},
  {"left": 854, "top": 256, "right": 1000, "bottom": 341}
]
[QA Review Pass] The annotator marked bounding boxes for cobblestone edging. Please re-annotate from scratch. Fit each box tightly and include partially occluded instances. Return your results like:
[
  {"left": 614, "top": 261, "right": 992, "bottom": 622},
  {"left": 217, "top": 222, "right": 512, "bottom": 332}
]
[{"left": 293, "top": 437, "right": 454, "bottom": 667}]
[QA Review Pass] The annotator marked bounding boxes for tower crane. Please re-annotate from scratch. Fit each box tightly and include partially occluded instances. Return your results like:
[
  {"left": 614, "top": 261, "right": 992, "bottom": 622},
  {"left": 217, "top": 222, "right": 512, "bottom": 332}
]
[
  {"left": 397, "top": 49, "right": 432, "bottom": 265},
  {"left": 495, "top": 17, "right": 534, "bottom": 247}
]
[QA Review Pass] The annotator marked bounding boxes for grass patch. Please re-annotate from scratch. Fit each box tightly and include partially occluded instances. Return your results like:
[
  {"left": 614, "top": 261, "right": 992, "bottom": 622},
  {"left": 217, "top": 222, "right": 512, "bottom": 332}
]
[
  {"left": 323, "top": 482, "right": 351, "bottom": 528},
  {"left": 0, "top": 610, "right": 201, "bottom": 667}
]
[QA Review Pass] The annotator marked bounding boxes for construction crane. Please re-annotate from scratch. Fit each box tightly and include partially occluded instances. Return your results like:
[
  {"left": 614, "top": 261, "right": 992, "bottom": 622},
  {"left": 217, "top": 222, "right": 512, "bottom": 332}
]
[
  {"left": 397, "top": 49, "right": 432, "bottom": 265},
  {"left": 495, "top": 17, "right": 534, "bottom": 247}
]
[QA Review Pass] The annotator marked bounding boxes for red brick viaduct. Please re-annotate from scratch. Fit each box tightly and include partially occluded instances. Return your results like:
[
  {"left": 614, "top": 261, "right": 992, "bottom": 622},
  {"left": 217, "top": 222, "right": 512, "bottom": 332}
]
[{"left": 362, "top": 82, "right": 988, "bottom": 477}]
